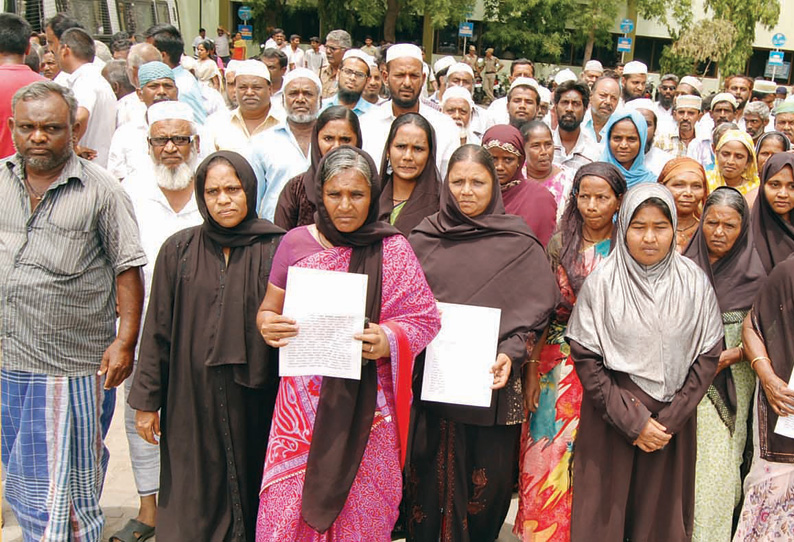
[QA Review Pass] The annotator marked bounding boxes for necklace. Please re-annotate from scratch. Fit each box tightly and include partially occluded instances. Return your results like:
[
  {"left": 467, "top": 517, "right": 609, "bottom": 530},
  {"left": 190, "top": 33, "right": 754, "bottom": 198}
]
[
  {"left": 676, "top": 218, "right": 698, "bottom": 233},
  {"left": 317, "top": 230, "right": 333, "bottom": 249},
  {"left": 392, "top": 197, "right": 408, "bottom": 204},
  {"left": 24, "top": 176, "right": 45, "bottom": 200}
]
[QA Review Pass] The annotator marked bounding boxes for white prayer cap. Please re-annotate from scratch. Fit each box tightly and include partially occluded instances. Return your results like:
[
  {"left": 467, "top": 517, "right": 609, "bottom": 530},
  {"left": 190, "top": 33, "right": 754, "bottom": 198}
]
[
  {"left": 434, "top": 55, "right": 456, "bottom": 74},
  {"left": 441, "top": 85, "right": 474, "bottom": 106},
  {"left": 554, "top": 69, "right": 576, "bottom": 86},
  {"left": 623, "top": 98, "right": 657, "bottom": 113},
  {"left": 679, "top": 75, "right": 703, "bottom": 94},
  {"left": 385, "top": 43, "right": 423, "bottom": 64},
  {"left": 446, "top": 62, "right": 475, "bottom": 79},
  {"left": 342, "top": 49, "right": 375, "bottom": 73},
  {"left": 147, "top": 101, "right": 196, "bottom": 128},
  {"left": 283, "top": 67, "right": 322, "bottom": 93},
  {"left": 225, "top": 60, "right": 243, "bottom": 74},
  {"left": 623, "top": 61, "right": 648, "bottom": 75},
  {"left": 711, "top": 92, "right": 738, "bottom": 109},
  {"left": 537, "top": 85, "right": 552, "bottom": 105},
  {"left": 584, "top": 60, "right": 603, "bottom": 73},
  {"left": 509, "top": 76, "right": 540, "bottom": 93},
  {"left": 753, "top": 79, "right": 777, "bottom": 94},
  {"left": 675, "top": 94, "right": 703, "bottom": 111},
  {"left": 234, "top": 59, "right": 271, "bottom": 82}
]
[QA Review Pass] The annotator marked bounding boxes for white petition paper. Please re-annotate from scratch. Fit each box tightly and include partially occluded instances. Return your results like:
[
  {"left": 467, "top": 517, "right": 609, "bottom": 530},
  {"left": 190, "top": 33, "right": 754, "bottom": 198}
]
[
  {"left": 280, "top": 266, "right": 368, "bottom": 380},
  {"left": 774, "top": 369, "right": 794, "bottom": 439},
  {"left": 421, "top": 302, "right": 501, "bottom": 407}
]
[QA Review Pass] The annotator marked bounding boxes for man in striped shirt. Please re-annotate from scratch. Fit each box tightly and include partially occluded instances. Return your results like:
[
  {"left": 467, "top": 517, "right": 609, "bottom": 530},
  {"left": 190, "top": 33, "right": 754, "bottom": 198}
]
[{"left": 1, "top": 80, "right": 146, "bottom": 541}]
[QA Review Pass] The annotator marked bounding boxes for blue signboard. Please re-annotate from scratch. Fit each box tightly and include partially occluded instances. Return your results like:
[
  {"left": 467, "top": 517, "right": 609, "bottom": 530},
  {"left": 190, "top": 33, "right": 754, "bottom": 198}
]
[
  {"left": 238, "top": 5, "right": 252, "bottom": 21},
  {"left": 617, "top": 37, "right": 633, "bottom": 53},
  {"left": 238, "top": 24, "right": 253, "bottom": 40},
  {"left": 772, "top": 33, "right": 786, "bottom": 48},
  {"left": 620, "top": 18, "right": 634, "bottom": 34},
  {"left": 769, "top": 50, "right": 785, "bottom": 67},
  {"left": 459, "top": 22, "right": 473, "bottom": 38}
]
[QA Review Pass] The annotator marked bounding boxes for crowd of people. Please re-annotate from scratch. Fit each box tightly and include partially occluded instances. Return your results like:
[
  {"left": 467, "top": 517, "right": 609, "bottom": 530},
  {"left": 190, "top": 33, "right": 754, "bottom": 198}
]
[{"left": 1, "top": 9, "right": 794, "bottom": 542}]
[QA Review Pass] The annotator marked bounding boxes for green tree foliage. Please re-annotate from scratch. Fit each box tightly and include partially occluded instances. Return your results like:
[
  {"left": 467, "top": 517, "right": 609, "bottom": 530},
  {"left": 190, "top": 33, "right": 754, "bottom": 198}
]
[
  {"left": 569, "top": 0, "right": 621, "bottom": 63},
  {"left": 480, "top": 0, "right": 572, "bottom": 60},
  {"left": 704, "top": 0, "right": 780, "bottom": 74},
  {"left": 665, "top": 18, "right": 737, "bottom": 76}
]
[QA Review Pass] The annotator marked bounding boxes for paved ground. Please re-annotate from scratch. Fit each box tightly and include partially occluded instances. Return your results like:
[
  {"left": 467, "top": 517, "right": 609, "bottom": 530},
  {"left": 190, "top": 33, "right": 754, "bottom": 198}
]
[{"left": 3, "top": 391, "right": 520, "bottom": 541}]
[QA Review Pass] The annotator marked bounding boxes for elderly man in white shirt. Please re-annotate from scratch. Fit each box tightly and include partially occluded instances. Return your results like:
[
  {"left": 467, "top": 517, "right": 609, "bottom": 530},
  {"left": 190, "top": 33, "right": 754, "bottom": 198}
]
[
  {"left": 359, "top": 43, "right": 460, "bottom": 177},
  {"left": 116, "top": 43, "right": 162, "bottom": 128},
  {"left": 441, "top": 86, "right": 482, "bottom": 145},
  {"left": 581, "top": 59, "right": 603, "bottom": 89},
  {"left": 205, "top": 60, "right": 283, "bottom": 152},
  {"left": 108, "top": 61, "right": 213, "bottom": 180},
  {"left": 444, "top": 62, "right": 489, "bottom": 139},
  {"left": 248, "top": 68, "right": 322, "bottom": 220},
  {"left": 581, "top": 75, "right": 620, "bottom": 148},
  {"left": 57, "top": 27, "right": 117, "bottom": 168},
  {"left": 118, "top": 100, "right": 204, "bottom": 541}
]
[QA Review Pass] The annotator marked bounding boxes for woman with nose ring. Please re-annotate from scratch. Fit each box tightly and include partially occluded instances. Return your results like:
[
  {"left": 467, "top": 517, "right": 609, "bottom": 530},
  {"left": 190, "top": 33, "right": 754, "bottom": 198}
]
[
  {"left": 602, "top": 110, "right": 657, "bottom": 189},
  {"left": 658, "top": 157, "right": 709, "bottom": 252},
  {"left": 522, "top": 120, "right": 574, "bottom": 218},
  {"left": 567, "top": 184, "right": 723, "bottom": 542}
]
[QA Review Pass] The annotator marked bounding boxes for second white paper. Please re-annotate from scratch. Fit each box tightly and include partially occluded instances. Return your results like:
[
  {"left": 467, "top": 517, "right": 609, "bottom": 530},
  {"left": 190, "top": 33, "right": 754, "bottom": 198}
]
[
  {"left": 774, "top": 366, "right": 794, "bottom": 440},
  {"left": 421, "top": 302, "right": 502, "bottom": 407},
  {"left": 280, "top": 266, "right": 368, "bottom": 380}
]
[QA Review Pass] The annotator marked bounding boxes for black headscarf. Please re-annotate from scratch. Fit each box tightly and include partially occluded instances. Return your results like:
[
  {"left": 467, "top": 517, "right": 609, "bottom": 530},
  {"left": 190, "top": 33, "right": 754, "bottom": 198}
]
[
  {"left": 193, "top": 150, "right": 285, "bottom": 386},
  {"left": 302, "top": 146, "right": 400, "bottom": 532},
  {"left": 752, "top": 254, "right": 794, "bottom": 462},
  {"left": 684, "top": 186, "right": 767, "bottom": 432},
  {"left": 752, "top": 152, "right": 794, "bottom": 273},
  {"left": 557, "top": 162, "right": 627, "bottom": 294},
  {"left": 409, "top": 144, "right": 558, "bottom": 426},
  {"left": 377, "top": 113, "right": 442, "bottom": 235}
]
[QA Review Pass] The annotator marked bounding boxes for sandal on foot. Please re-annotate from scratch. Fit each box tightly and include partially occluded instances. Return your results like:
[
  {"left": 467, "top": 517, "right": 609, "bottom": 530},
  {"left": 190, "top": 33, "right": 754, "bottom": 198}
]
[{"left": 109, "top": 518, "right": 155, "bottom": 542}]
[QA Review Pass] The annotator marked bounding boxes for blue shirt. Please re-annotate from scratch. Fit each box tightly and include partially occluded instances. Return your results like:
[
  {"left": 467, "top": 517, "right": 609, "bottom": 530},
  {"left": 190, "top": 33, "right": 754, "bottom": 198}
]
[
  {"left": 247, "top": 123, "right": 311, "bottom": 220},
  {"left": 321, "top": 94, "right": 374, "bottom": 117},
  {"left": 173, "top": 65, "right": 207, "bottom": 124}
]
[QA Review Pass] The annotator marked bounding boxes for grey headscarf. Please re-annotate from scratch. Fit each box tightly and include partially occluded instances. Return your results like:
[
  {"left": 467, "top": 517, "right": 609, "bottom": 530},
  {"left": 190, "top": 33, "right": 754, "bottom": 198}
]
[{"left": 566, "top": 184, "right": 724, "bottom": 402}]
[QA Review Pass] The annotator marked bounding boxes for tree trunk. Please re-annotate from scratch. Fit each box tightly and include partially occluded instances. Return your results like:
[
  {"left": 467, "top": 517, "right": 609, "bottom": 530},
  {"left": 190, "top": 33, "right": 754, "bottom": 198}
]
[
  {"left": 383, "top": 0, "right": 400, "bottom": 43},
  {"left": 583, "top": 30, "right": 595, "bottom": 64}
]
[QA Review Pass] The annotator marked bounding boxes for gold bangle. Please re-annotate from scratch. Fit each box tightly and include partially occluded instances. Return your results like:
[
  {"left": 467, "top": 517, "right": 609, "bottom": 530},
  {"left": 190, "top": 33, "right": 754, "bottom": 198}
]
[
  {"left": 751, "top": 356, "right": 771, "bottom": 371},
  {"left": 528, "top": 359, "right": 540, "bottom": 364}
]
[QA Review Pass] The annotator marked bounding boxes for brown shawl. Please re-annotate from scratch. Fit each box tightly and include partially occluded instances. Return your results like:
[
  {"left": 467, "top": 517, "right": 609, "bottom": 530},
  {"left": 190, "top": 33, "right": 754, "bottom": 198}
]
[{"left": 752, "top": 152, "right": 794, "bottom": 273}]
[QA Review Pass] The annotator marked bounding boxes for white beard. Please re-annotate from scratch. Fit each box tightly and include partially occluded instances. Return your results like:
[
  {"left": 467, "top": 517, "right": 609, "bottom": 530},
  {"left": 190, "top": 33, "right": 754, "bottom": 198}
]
[{"left": 152, "top": 152, "right": 197, "bottom": 191}]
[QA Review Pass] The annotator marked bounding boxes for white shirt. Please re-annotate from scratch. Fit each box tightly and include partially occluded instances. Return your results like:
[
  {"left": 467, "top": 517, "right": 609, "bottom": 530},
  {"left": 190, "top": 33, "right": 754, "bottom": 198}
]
[
  {"left": 360, "top": 101, "right": 461, "bottom": 178},
  {"left": 655, "top": 103, "right": 676, "bottom": 138},
  {"left": 107, "top": 114, "right": 215, "bottom": 180},
  {"left": 645, "top": 146, "right": 673, "bottom": 176},
  {"left": 121, "top": 173, "right": 203, "bottom": 355},
  {"left": 247, "top": 122, "right": 311, "bottom": 220},
  {"left": 205, "top": 106, "right": 283, "bottom": 152},
  {"left": 305, "top": 49, "right": 325, "bottom": 74},
  {"left": 552, "top": 128, "right": 601, "bottom": 173},
  {"left": 215, "top": 34, "right": 230, "bottom": 57},
  {"left": 286, "top": 46, "right": 305, "bottom": 71},
  {"left": 486, "top": 96, "right": 509, "bottom": 127},
  {"left": 192, "top": 35, "right": 205, "bottom": 52},
  {"left": 116, "top": 92, "right": 146, "bottom": 128},
  {"left": 68, "top": 62, "right": 117, "bottom": 168}
]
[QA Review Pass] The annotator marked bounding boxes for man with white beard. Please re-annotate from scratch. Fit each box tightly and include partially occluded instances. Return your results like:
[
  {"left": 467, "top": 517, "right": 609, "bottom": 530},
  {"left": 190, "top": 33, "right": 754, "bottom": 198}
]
[
  {"left": 248, "top": 67, "right": 322, "bottom": 220},
  {"left": 117, "top": 100, "right": 203, "bottom": 542}
]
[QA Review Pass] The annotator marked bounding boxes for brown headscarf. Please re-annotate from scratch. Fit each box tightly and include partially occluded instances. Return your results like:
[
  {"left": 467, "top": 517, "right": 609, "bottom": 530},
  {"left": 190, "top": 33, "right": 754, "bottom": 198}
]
[
  {"left": 752, "top": 254, "right": 794, "bottom": 462},
  {"left": 377, "top": 113, "right": 441, "bottom": 235},
  {"left": 658, "top": 157, "right": 709, "bottom": 216},
  {"left": 274, "top": 106, "right": 363, "bottom": 230},
  {"left": 684, "top": 186, "right": 767, "bottom": 432},
  {"left": 409, "top": 144, "right": 558, "bottom": 426},
  {"left": 752, "top": 152, "right": 794, "bottom": 273},
  {"left": 194, "top": 151, "right": 284, "bottom": 387},
  {"left": 302, "top": 146, "right": 401, "bottom": 532}
]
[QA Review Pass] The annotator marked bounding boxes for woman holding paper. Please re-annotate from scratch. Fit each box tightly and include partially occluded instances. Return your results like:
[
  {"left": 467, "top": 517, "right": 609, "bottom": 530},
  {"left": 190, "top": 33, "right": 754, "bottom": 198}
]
[
  {"left": 565, "top": 184, "right": 724, "bottom": 542},
  {"left": 129, "top": 151, "right": 284, "bottom": 541},
  {"left": 377, "top": 113, "right": 441, "bottom": 235},
  {"left": 514, "top": 162, "right": 626, "bottom": 542},
  {"left": 734, "top": 254, "right": 794, "bottom": 539},
  {"left": 407, "top": 144, "right": 558, "bottom": 542},
  {"left": 255, "top": 146, "right": 441, "bottom": 540}
]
